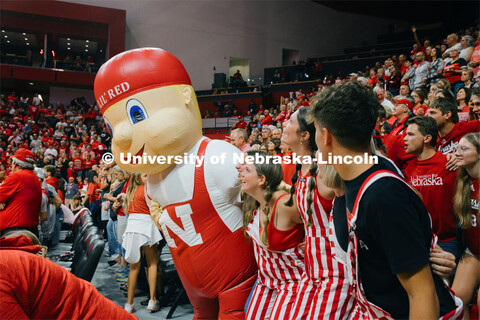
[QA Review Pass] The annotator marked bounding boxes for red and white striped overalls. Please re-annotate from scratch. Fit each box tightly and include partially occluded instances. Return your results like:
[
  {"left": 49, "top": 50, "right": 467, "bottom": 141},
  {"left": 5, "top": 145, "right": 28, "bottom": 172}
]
[
  {"left": 346, "top": 170, "right": 463, "bottom": 320},
  {"left": 246, "top": 194, "right": 305, "bottom": 319},
  {"left": 290, "top": 172, "right": 354, "bottom": 320}
]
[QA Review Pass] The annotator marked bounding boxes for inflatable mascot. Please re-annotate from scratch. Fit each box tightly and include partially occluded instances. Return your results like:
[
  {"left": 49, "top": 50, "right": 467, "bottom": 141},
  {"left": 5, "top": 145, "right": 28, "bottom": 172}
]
[{"left": 94, "top": 48, "right": 257, "bottom": 319}]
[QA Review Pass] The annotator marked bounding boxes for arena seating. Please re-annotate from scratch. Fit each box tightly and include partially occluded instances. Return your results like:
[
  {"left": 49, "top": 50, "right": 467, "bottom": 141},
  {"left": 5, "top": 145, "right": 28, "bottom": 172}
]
[{"left": 68, "top": 209, "right": 105, "bottom": 282}]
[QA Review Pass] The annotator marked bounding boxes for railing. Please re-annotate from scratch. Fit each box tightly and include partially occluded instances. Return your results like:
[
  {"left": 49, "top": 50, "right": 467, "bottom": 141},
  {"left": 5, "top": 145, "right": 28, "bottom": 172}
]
[{"left": 202, "top": 117, "right": 251, "bottom": 129}]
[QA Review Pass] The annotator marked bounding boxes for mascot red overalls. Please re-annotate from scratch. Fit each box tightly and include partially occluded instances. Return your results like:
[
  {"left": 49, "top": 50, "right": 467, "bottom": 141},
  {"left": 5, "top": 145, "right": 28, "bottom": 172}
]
[{"left": 94, "top": 48, "right": 257, "bottom": 319}]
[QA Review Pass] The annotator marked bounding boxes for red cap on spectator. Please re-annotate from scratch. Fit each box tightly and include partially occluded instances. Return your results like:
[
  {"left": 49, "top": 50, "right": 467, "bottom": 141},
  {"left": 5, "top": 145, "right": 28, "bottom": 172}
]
[
  {"left": 11, "top": 148, "right": 35, "bottom": 164},
  {"left": 298, "top": 95, "right": 306, "bottom": 100},
  {"left": 94, "top": 48, "right": 192, "bottom": 114},
  {"left": 309, "top": 93, "right": 316, "bottom": 97},
  {"left": 393, "top": 98, "right": 413, "bottom": 110}
]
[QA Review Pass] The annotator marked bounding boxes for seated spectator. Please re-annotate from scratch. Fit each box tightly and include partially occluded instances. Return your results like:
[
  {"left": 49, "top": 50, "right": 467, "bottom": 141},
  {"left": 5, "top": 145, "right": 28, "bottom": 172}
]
[
  {"left": 0, "top": 149, "right": 42, "bottom": 237},
  {"left": 428, "top": 97, "right": 480, "bottom": 154},
  {"left": 443, "top": 48, "right": 467, "bottom": 89},
  {"left": 272, "top": 128, "right": 282, "bottom": 139},
  {"left": 267, "top": 137, "right": 282, "bottom": 156},
  {"left": 260, "top": 110, "right": 273, "bottom": 126},
  {"left": 459, "top": 35, "right": 475, "bottom": 62},
  {"left": 461, "top": 69, "right": 475, "bottom": 89},
  {"left": 443, "top": 33, "right": 463, "bottom": 63},
  {"left": 391, "top": 98, "right": 413, "bottom": 137},
  {"left": 451, "top": 133, "right": 480, "bottom": 319},
  {"left": 233, "top": 116, "right": 247, "bottom": 130},
  {"left": 230, "top": 129, "right": 251, "bottom": 153},
  {"left": 398, "top": 84, "right": 411, "bottom": 98},
  {"left": 404, "top": 116, "right": 459, "bottom": 258},
  {"left": 373, "top": 87, "right": 394, "bottom": 113},
  {"left": 471, "top": 87, "right": 480, "bottom": 120},
  {"left": 0, "top": 233, "right": 137, "bottom": 319},
  {"left": 401, "top": 58, "right": 415, "bottom": 90},
  {"left": 261, "top": 126, "right": 272, "bottom": 143},
  {"left": 413, "top": 52, "right": 430, "bottom": 89},
  {"left": 64, "top": 176, "right": 79, "bottom": 209},
  {"left": 469, "top": 33, "right": 480, "bottom": 77},
  {"left": 412, "top": 88, "right": 428, "bottom": 116},
  {"left": 368, "top": 68, "right": 377, "bottom": 87},
  {"left": 457, "top": 87, "right": 471, "bottom": 122}
]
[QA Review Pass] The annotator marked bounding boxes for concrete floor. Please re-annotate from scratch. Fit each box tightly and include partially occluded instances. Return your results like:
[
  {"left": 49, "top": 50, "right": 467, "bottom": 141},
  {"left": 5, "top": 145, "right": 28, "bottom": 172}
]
[{"left": 48, "top": 242, "right": 194, "bottom": 320}]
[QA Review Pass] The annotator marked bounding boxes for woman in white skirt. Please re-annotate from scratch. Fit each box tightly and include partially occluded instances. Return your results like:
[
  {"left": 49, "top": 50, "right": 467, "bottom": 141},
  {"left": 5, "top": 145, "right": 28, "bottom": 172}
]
[{"left": 122, "top": 173, "right": 162, "bottom": 313}]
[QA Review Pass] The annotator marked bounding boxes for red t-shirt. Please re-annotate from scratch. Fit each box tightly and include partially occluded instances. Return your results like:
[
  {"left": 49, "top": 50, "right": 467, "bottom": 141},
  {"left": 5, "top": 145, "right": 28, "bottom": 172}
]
[
  {"left": 87, "top": 182, "right": 100, "bottom": 202},
  {"left": 46, "top": 177, "right": 59, "bottom": 190},
  {"left": 83, "top": 159, "right": 95, "bottom": 170},
  {"left": 0, "top": 169, "right": 42, "bottom": 231},
  {"left": 404, "top": 152, "right": 457, "bottom": 241},
  {"left": 383, "top": 133, "right": 415, "bottom": 172},
  {"left": 28, "top": 105, "right": 39, "bottom": 118},
  {"left": 0, "top": 249, "right": 138, "bottom": 319},
  {"left": 261, "top": 114, "right": 273, "bottom": 126},
  {"left": 413, "top": 104, "right": 428, "bottom": 116},
  {"left": 436, "top": 121, "right": 480, "bottom": 154},
  {"left": 127, "top": 185, "right": 150, "bottom": 215},
  {"left": 72, "top": 157, "right": 83, "bottom": 170},
  {"left": 67, "top": 168, "right": 77, "bottom": 179},
  {"left": 466, "top": 177, "right": 479, "bottom": 256},
  {"left": 458, "top": 105, "right": 470, "bottom": 123},
  {"left": 443, "top": 58, "right": 467, "bottom": 84},
  {"left": 234, "top": 121, "right": 247, "bottom": 129}
]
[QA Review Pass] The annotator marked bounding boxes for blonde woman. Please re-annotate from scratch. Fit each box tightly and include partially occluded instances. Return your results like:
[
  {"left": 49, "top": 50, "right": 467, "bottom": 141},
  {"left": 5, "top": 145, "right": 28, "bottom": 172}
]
[
  {"left": 452, "top": 133, "right": 480, "bottom": 319},
  {"left": 239, "top": 150, "right": 304, "bottom": 319},
  {"left": 122, "top": 173, "right": 162, "bottom": 313}
]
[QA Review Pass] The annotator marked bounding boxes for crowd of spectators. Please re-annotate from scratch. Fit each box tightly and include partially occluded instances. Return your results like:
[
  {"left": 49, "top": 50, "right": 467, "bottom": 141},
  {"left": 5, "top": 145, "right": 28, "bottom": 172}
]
[{"left": 0, "top": 25, "right": 479, "bottom": 317}]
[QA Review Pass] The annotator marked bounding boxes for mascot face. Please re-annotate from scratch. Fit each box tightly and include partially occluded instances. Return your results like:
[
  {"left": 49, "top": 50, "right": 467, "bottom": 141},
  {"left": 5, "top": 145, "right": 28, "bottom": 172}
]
[{"left": 95, "top": 48, "right": 202, "bottom": 174}]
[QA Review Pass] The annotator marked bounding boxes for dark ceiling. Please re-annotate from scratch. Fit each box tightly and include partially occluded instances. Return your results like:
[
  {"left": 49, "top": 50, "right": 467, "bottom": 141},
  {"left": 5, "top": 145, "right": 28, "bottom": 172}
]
[{"left": 315, "top": 1, "right": 479, "bottom": 28}]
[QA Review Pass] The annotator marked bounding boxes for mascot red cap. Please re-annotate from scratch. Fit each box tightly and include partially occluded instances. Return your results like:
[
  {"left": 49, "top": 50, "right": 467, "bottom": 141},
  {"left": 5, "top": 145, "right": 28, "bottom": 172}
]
[{"left": 94, "top": 48, "right": 191, "bottom": 114}]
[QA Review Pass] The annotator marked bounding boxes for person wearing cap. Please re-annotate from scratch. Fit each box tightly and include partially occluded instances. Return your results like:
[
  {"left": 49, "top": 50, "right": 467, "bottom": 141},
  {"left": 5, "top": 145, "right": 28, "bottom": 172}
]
[
  {"left": 232, "top": 116, "right": 247, "bottom": 130},
  {"left": 94, "top": 48, "right": 256, "bottom": 319},
  {"left": 0, "top": 148, "right": 42, "bottom": 237},
  {"left": 348, "top": 72, "right": 358, "bottom": 82},
  {"left": 391, "top": 97, "right": 414, "bottom": 137},
  {"left": 297, "top": 94, "right": 309, "bottom": 107}
]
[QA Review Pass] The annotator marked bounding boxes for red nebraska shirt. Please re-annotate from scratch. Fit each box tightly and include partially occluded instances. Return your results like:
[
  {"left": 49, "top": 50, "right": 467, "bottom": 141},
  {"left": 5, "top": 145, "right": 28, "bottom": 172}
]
[
  {"left": 0, "top": 249, "right": 138, "bottom": 320},
  {"left": 383, "top": 133, "right": 415, "bottom": 173},
  {"left": 405, "top": 152, "right": 457, "bottom": 241},
  {"left": 436, "top": 121, "right": 480, "bottom": 154},
  {"left": 0, "top": 169, "right": 42, "bottom": 231}
]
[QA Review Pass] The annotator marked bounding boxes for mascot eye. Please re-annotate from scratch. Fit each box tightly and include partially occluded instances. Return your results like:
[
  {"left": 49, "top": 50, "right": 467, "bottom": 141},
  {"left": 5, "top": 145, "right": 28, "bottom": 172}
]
[
  {"left": 126, "top": 99, "right": 148, "bottom": 124},
  {"left": 104, "top": 118, "right": 113, "bottom": 136}
]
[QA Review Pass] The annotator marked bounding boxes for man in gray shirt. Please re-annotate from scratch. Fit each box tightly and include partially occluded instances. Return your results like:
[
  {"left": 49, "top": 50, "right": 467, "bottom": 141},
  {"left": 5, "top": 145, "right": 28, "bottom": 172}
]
[{"left": 413, "top": 52, "right": 430, "bottom": 88}]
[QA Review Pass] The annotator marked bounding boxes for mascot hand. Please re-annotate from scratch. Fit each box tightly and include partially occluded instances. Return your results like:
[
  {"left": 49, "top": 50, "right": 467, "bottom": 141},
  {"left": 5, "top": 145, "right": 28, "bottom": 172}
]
[{"left": 149, "top": 200, "right": 164, "bottom": 230}]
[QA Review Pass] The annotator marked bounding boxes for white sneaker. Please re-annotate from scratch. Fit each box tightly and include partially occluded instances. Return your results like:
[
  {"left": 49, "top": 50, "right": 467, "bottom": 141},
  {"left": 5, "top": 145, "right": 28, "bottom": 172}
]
[
  {"left": 147, "top": 299, "right": 160, "bottom": 312},
  {"left": 124, "top": 303, "right": 135, "bottom": 313}
]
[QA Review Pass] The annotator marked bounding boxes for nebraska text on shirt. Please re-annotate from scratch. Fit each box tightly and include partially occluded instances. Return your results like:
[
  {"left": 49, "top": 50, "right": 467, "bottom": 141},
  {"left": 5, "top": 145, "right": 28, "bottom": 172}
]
[{"left": 410, "top": 174, "right": 444, "bottom": 187}]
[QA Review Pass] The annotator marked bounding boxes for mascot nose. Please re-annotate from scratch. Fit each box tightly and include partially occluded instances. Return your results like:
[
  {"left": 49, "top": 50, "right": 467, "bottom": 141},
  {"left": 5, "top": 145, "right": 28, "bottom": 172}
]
[{"left": 112, "top": 122, "right": 133, "bottom": 150}]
